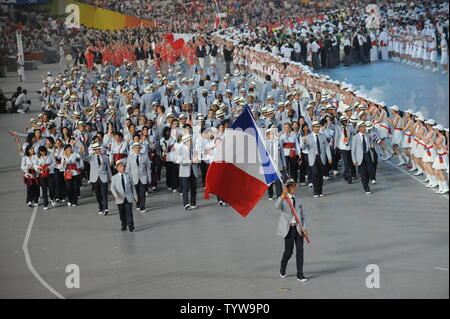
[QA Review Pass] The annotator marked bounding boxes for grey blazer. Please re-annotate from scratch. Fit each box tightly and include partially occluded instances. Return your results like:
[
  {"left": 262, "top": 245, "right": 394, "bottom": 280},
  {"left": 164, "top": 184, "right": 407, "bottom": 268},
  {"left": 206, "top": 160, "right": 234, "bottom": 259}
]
[
  {"left": 275, "top": 196, "right": 306, "bottom": 238},
  {"left": 334, "top": 125, "right": 355, "bottom": 150},
  {"left": 351, "top": 133, "right": 375, "bottom": 165},
  {"left": 304, "top": 132, "right": 332, "bottom": 166},
  {"left": 126, "top": 152, "right": 152, "bottom": 185},
  {"left": 110, "top": 172, "right": 138, "bottom": 204},
  {"left": 84, "top": 153, "right": 112, "bottom": 183},
  {"left": 177, "top": 144, "right": 200, "bottom": 178}
]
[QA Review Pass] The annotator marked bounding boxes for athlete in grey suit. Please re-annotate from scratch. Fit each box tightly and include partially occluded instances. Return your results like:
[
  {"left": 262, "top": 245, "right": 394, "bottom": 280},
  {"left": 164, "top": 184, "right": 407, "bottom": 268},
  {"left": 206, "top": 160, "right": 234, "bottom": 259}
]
[
  {"left": 302, "top": 122, "right": 332, "bottom": 197},
  {"left": 178, "top": 135, "right": 200, "bottom": 210},
  {"left": 351, "top": 122, "right": 375, "bottom": 193},
  {"left": 275, "top": 179, "right": 307, "bottom": 281},
  {"left": 110, "top": 160, "right": 138, "bottom": 232},
  {"left": 82, "top": 143, "right": 112, "bottom": 215},
  {"left": 126, "top": 143, "right": 152, "bottom": 212}
]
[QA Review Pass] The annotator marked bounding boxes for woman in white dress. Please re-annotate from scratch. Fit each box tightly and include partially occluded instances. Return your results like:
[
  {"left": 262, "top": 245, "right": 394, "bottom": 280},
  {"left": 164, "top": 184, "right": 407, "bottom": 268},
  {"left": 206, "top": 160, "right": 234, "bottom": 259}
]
[
  {"left": 432, "top": 124, "right": 449, "bottom": 194},
  {"left": 373, "top": 104, "right": 393, "bottom": 160},
  {"left": 387, "top": 105, "right": 406, "bottom": 166},
  {"left": 422, "top": 119, "right": 438, "bottom": 188},
  {"left": 411, "top": 114, "right": 426, "bottom": 177},
  {"left": 401, "top": 110, "right": 415, "bottom": 170}
]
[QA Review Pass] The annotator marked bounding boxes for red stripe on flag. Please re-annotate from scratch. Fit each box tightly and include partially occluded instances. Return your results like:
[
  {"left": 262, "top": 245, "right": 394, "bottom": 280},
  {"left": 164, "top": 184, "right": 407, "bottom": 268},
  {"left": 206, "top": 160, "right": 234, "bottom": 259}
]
[{"left": 205, "top": 162, "right": 267, "bottom": 217}]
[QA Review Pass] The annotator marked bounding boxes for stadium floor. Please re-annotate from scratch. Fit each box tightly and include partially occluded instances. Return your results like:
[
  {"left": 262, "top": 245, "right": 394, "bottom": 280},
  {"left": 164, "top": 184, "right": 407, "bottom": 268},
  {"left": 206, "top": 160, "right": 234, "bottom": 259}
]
[{"left": 0, "top": 62, "right": 448, "bottom": 299}]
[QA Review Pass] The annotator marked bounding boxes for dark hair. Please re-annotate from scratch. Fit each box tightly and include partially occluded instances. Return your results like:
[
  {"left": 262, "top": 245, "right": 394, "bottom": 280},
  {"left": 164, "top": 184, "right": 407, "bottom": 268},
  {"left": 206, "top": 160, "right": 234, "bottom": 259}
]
[
  {"left": 37, "top": 145, "right": 47, "bottom": 156},
  {"left": 46, "top": 136, "right": 55, "bottom": 145},
  {"left": 26, "top": 133, "right": 35, "bottom": 144},
  {"left": 64, "top": 144, "right": 72, "bottom": 151},
  {"left": 24, "top": 145, "right": 34, "bottom": 157},
  {"left": 115, "top": 132, "right": 123, "bottom": 139},
  {"left": 162, "top": 126, "right": 171, "bottom": 138}
]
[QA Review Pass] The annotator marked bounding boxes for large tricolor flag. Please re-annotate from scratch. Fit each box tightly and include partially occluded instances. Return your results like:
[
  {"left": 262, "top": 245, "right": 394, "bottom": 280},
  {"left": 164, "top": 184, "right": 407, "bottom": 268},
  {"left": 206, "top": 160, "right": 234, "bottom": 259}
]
[{"left": 204, "top": 106, "right": 281, "bottom": 217}]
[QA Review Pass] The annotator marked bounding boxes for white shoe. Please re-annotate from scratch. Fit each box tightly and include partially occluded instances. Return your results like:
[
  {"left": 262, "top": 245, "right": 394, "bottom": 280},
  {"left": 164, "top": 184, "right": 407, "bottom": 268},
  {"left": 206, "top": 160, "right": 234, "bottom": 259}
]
[
  {"left": 167, "top": 187, "right": 172, "bottom": 191},
  {"left": 268, "top": 198, "right": 274, "bottom": 201},
  {"left": 98, "top": 211, "right": 104, "bottom": 215},
  {"left": 408, "top": 167, "right": 416, "bottom": 172},
  {"left": 184, "top": 204, "right": 191, "bottom": 210},
  {"left": 17, "top": 109, "right": 25, "bottom": 114},
  {"left": 152, "top": 187, "right": 156, "bottom": 191},
  {"left": 68, "top": 202, "right": 72, "bottom": 207},
  {"left": 422, "top": 177, "right": 429, "bottom": 182},
  {"left": 136, "top": 208, "right": 141, "bottom": 212},
  {"left": 366, "top": 191, "right": 372, "bottom": 195},
  {"left": 333, "top": 170, "right": 339, "bottom": 176},
  {"left": 372, "top": 180, "right": 376, "bottom": 185},
  {"left": 414, "top": 171, "right": 422, "bottom": 176},
  {"left": 72, "top": 204, "right": 77, "bottom": 207},
  {"left": 300, "top": 182, "right": 306, "bottom": 186},
  {"left": 179, "top": 192, "right": 183, "bottom": 196},
  {"left": 441, "top": 188, "right": 449, "bottom": 194},
  {"left": 308, "top": 183, "right": 313, "bottom": 188},
  {"left": 189, "top": 205, "right": 197, "bottom": 210},
  {"left": 27, "top": 202, "right": 32, "bottom": 207},
  {"left": 173, "top": 189, "right": 177, "bottom": 193},
  {"left": 313, "top": 195, "right": 319, "bottom": 198},
  {"left": 51, "top": 200, "right": 56, "bottom": 206},
  {"left": 323, "top": 176, "right": 330, "bottom": 181},
  {"left": 140, "top": 209, "right": 146, "bottom": 213}
]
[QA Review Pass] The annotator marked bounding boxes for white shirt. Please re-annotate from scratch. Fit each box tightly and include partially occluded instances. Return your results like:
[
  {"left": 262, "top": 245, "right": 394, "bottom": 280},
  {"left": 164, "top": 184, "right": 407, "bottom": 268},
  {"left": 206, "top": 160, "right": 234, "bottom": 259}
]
[
  {"left": 339, "top": 127, "right": 351, "bottom": 151},
  {"left": 287, "top": 193, "right": 296, "bottom": 225}
]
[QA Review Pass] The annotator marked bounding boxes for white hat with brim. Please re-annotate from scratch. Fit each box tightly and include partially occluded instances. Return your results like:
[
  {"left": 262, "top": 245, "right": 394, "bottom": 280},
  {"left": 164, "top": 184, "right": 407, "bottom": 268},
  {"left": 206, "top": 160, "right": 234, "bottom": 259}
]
[
  {"left": 131, "top": 142, "right": 142, "bottom": 148},
  {"left": 92, "top": 142, "right": 101, "bottom": 150},
  {"left": 312, "top": 121, "right": 321, "bottom": 127},
  {"left": 115, "top": 159, "right": 126, "bottom": 168},
  {"left": 390, "top": 105, "right": 399, "bottom": 112},
  {"left": 181, "top": 135, "right": 192, "bottom": 143},
  {"left": 357, "top": 121, "right": 366, "bottom": 129}
]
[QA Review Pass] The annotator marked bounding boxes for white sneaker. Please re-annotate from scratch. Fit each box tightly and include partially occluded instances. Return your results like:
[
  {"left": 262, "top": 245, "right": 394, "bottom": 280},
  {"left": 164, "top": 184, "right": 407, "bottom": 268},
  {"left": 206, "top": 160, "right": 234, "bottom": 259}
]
[
  {"left": 323, "top": 176, "right": 330, "bottom": 181},
  {"left": 414, "top": 171, "right": 422, "bottom": 176},
  {"left": 268, "top": 197, "right": 274, "bottom": 201},
  {"left": 27, "top": 202, "right": 32, "bottom": 207},
  {"left": 167, "top": 187, "right": 172, "bottom": 191},
  {"left": 173, "top": 189, "right": 177, "bottom": 193},
  {"left": 300, "top": 182, "right": 306, "bottom": 186},
  {"left": 136, "top": 208, "right": 141, "bottom": 212},
  {"left": 333, "top": 170, "right": 339, "bottom": 176},
  {"left": 98, "top": 211, "right": 104, "bottom": 215},
  {"left": 189, "top": 205, "right": 198, "bottom": 210},
  {"left": 72, "top": 204, "right": 77, "bottom": 207},
  {"left": 313, "top": 195, "right": 319, "bottom": 198},
  {"left": 68, "top": 202, "right": 72, "bottom": 207},
  {"left": 140, "top": 209, "right": 146, "bottom": 213},
  {"left": 51, "top": 200, "right": 56, "bottom": 206},
  {"left": 33, "top": 202, "right": 38, "bottom": 207},
  {"left": 17, "top": 109, "right": 25, "bottom": 114},
  {"left": 308, "top": 183, "right": 313, "bottom": 188},
  {"left": 152, "top": 187, "right": 156, "bottom": 191},
  {"left": 371, "top": 180, "right": 377, "bottom": 185},
  {"left": 366, "top": 191, "right": 372, "bottom": 195}
]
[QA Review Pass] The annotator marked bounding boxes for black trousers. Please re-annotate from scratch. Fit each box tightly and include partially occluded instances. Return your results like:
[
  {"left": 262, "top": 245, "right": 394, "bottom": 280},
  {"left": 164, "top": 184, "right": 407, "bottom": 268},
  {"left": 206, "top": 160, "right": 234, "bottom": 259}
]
[
  {"left": 65, "top": 175, "right": 80, "bottom": 205},
  {"left": 341, "top": 149, "right": 352, "bottom": 181},
  {"left": 26, "top": 180, "right": 39, "bottom": 204},
  {"left": 299, "top": 153, "right": 311, "bottom": 184},
  {"left": 118, "top": 199, "right": 134, "bottom": 228},
  {"left": 39, "top": 175, "right": 55, "bottom": 207},
  {"left": 310, "top": 156, "right": 324, "bottom": 195},
  {"left": 371, "top": 151, "right": 378, "bottom": 181},
  {"left": 151, "top": 156, "right": 162, "bottom": 187},
  {"left": 181, "top": 173, "right": 197, "bottom": 207},
  {"left": 358, "top": 153, "right": 374, "bottom": 192},
  {"left": 93, "top": 178, "right": 108, "bottom": 212},
  {"left": 54, "top": 169, "right": 66, "bottom": 200},
  {"left": 134, "top": 181, "right": 147, "bottom": 210},
  {"left": 285, "top": 156, "right": 298, "bottom": 182},
  {"left": 268, "top": 180, "right": 282, "bottom": 198},
  {"left": 165, "top": 161, "right": 178, "bottom": 189},
  {"left": 281, "top": 226, "right": 304, "bottom": 277},
  {"left": 200, "top": 161, "right": 209, "bottom": 187}
]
